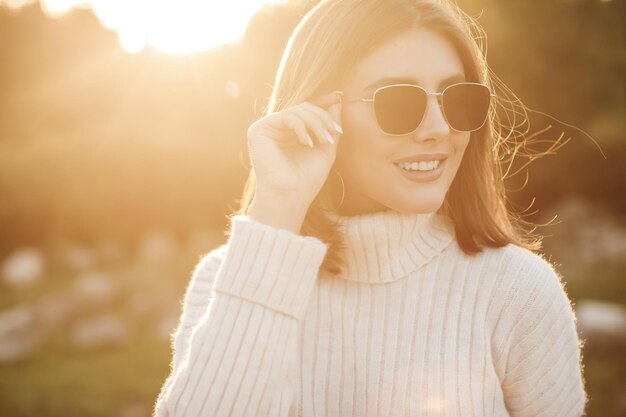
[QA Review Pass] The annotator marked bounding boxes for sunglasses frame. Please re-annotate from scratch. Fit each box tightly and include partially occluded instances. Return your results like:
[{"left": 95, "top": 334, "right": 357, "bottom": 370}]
[{"left": 339, "top": 81, "right": 496, "bottom": 136}]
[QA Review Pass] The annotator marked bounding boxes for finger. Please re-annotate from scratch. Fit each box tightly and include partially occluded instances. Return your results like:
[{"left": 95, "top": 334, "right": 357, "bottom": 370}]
[
  {"left": 308, "top": 90, "right": 343, "bottom": 111},
  {"left": 261, "top": 111, "right": 314, "bottom": 148},
  {"left": 308, "top": 91, "right": 344, "bottom": 136},
  {"left": 327, "top": 101, "right": 342, "bottom": 134},
  {"left": 299, "top": 101, "right": 343, "bottom": 135},
  {"left": 288, "top": 106, "right": 335, "bottom": 145},
  {"left": 281, "top": 112, "right": 315, "bottom": 148}
]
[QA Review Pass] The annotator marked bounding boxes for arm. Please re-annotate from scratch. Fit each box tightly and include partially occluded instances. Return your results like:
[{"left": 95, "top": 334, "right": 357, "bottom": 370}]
[
  {"left": 152, "top": 215, "right": 328, "bottom": 417},
  {"left": 500, "top": 256, "right": 588, "bottom": 417},
  {"left": 152, "top": 245, "right": 227, "bottom": 413}
]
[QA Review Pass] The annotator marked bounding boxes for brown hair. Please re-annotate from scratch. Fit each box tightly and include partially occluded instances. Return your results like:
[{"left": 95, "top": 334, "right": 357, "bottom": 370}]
[{"left": 232, "top": 0, "right": 555, "bottom": 275}]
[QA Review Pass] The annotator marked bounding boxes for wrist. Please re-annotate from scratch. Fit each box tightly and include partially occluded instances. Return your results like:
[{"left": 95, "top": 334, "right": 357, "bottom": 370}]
[{"left": 248, "top": 194, "right": 310, "bottom": 235}]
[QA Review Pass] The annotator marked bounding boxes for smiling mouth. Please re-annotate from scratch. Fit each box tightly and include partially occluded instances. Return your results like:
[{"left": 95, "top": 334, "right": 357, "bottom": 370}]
[{"left": 393, "top": 158, "right": 446, "bottom": 183}]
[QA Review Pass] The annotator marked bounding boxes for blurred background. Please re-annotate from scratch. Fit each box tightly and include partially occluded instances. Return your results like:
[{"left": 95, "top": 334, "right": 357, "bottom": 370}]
[{"left": 0, "top": 0, "right": 624, "bottom": 416}]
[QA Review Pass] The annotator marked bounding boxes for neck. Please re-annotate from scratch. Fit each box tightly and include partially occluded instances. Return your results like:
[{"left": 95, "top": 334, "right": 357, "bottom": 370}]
[{"left": 326, "top": 208, "right": 455, "bottom": 283}]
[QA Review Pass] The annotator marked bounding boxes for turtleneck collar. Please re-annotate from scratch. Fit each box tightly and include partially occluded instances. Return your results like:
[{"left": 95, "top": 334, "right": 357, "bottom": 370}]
[{"left": 326, "top": 208, "right": 456, "bottom": 284}]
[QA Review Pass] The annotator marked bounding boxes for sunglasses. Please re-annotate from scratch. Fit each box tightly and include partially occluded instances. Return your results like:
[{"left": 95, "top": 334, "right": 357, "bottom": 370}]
[{"left": 339, "top": 82, "right": 495, "bottom": 135}]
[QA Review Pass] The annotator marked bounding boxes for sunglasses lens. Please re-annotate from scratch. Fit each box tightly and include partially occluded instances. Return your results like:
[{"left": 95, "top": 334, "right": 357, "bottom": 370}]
[
  {"left": 374, "top": 86, "right": 426, "bottom": 135},
  {"left": 442, "top": 83, "right": 491, "bottom": 131}
]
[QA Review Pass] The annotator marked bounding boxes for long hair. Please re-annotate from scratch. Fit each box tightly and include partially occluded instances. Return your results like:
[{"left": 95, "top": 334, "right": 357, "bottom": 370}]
[{"left": 232, "top": 0, "right": 547, "bottom": 275}]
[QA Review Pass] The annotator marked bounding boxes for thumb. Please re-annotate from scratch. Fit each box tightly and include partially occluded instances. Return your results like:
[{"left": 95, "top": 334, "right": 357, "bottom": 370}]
[
  {"left": 310, "top": 90, "right": 343, "bottom": 138},
  {"left": 328, "top": 99, "right": 342, "bottom": 131}
]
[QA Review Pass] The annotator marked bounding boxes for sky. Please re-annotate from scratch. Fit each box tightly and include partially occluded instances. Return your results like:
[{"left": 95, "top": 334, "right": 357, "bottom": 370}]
[{"left": 0, "top": 0, "right": 291, "bottom": 53}]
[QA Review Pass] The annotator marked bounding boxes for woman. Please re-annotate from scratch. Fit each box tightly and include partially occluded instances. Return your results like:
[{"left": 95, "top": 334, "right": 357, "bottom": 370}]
[{"left": 153, "top": 0, "right": 587, "bottom": 416}]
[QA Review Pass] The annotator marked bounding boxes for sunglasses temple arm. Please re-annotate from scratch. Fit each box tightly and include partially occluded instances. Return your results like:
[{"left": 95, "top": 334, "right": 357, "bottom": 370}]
[{"left": 332, "top": 91, "right": 374, "bottom": 104}]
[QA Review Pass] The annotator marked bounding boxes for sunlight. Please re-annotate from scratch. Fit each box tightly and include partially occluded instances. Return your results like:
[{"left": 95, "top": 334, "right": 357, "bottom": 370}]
[
  {"left": 1, "top": 0, "right": 35, "bottom": 10},
  {"left": 1, "top": 0, "right": 288, "bottom": 54},
  {"left": 42, "top": 0, "right": 88, "bottom": 16}
]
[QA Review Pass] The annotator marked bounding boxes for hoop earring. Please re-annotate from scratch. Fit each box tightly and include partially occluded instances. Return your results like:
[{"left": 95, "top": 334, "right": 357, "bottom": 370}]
[{"left": 332, "top": 168, "right": 345, "bottom": 211}]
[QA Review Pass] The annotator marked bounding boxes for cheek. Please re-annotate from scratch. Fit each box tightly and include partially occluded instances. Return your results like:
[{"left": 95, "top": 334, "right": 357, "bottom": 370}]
[
  {"left": 454, "top": 135, "right": 470, "bottom": 158},
  {"left": 341, "top": 104, "right": 377, "bottom": 141},
  {"left": 459, "top": 134, "right": 471, "bottom": 151},
  {"left": 337, "top": 107, "right": 392, "bottom": 172},
  {"left": 448, "top": 134, "right": 471, "bottom": 174}
]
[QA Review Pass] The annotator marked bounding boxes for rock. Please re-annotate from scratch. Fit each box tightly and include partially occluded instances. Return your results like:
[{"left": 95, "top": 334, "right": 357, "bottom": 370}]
[
  {"left": 70, "top": 313, "right": 131, "bottom": 348},
  {"left": 34, "top": 292, "right": 79, "bottom": 331},
  {"left": 576, "top": 299, "right": 626, "bottom": 353},
  {"left": 0, "top": 305, "right": 34, "bottom": 336},
  {"left": 577, "top": 299, "right": 626, "bottom": 336},
  {"left": 138, "top": 231, "right": 178, "bottom": 263},
  {"left": 73, "top": 271, "right": 119, "bottom": 307},
  {"left": 0, "top": 306, "right": 40, "bottom": 362},
  {"left": 63, "top": 244, "right": 97, "bottom": 271},
  {"left": 95, "top": 240, "right": 125, "bottom": 265},
  {"left": 0, "top": 330, "right": 40, "bottom": 363},
  {"left": 1, "top": 247, "right": 46, "bottom": 288},
  {"left": 127, "top": 292, "right": 155, "bottom": 317}
]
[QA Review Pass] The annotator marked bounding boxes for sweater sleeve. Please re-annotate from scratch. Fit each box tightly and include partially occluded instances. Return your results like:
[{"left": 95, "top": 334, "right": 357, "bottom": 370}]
[
  {"left": 500, "top": 256, "right": 588, "bottom": 417},
  {"left": 152, "top": 215, "right": 329, "bottom": 417},
  {"left": 152, "top": 244, "right": 227, "bottom": 413}
]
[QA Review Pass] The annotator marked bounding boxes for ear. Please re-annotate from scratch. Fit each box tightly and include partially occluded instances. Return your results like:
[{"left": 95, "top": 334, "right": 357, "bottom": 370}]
[{"left": 332, "top": 90, "right": 344, "bottom": 105}]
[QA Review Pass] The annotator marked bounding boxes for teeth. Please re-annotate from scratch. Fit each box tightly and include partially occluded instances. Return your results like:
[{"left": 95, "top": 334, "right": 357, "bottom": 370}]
[{"left": 397, "top": 160, "right": 440, "bottom": 171}]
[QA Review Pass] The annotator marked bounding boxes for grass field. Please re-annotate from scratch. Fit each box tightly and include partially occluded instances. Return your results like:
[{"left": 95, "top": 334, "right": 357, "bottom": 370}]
[{"left": 1, "top": 255, "right": 624, "bottom": 417}]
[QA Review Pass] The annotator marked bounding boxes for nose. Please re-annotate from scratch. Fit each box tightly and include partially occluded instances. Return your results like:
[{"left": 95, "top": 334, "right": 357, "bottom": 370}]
[{"left": 411, "top": 94, "right": 450, "bottom": 142}]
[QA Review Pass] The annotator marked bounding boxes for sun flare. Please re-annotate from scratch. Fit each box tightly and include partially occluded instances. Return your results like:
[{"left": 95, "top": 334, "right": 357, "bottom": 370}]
[{"left": 2, "top": 0, "right": 288, "bottom": 54}]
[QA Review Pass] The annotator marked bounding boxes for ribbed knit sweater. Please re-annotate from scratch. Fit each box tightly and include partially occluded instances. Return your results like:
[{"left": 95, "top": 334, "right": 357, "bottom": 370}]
[{"left": 152, "top": 209, "right": 587, "bottom": 417}]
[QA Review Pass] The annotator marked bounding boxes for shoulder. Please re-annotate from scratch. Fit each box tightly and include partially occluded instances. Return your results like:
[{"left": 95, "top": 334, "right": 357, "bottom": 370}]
[
  {"left": 498, "top": 243, "right": 565, "bottom": 295},
  {"left": 481, "top": 245, "right": 580, "bottom": 377},
  {"left": 460, "top": 243, "right": 570, "bottom": 310},
  {"left": 466, "top": 242, "right": 561, "bottom": 284},
  {"left": 196, "top": 243, "right": 229, "bottom": 272},
  {"left": 481, "top": 247, "right": 588, "bottom": 414},
  {"left": 473, "top": 244, "right": 576, "bottom": 334},
  {"left": 184, "top": 243, "right": 229, "bottom": 293}
]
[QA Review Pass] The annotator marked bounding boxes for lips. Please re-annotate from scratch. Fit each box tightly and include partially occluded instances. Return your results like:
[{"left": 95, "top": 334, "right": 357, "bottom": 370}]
[{"left": 394, "top": 157, "right": 446, "bottom": 183}]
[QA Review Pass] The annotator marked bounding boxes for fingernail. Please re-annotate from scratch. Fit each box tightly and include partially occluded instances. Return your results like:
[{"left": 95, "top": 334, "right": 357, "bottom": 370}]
[
  {"left": 306, "top": 134, "right": 314, "bottom": 148},
  {"left": 325, "top": 131, "right": 335, "bottom": 145},
  {"left": 332, "top": 120, "right": 343, "bottom": 134}
]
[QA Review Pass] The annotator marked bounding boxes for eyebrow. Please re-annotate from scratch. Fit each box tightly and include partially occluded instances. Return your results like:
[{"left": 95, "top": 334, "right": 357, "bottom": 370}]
[{"left": 363, "top": 74, "right": 466, "bottom": 92}]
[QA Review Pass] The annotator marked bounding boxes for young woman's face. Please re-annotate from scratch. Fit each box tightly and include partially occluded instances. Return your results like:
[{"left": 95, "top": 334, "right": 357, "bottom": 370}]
[{"left": 334, "top": 27, "right": 471, "bottom": 216}]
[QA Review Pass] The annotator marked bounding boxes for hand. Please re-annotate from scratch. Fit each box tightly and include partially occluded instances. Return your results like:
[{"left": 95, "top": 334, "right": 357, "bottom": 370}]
[{"left": 246, "top": 91, "right": 343, "bottom": 209}]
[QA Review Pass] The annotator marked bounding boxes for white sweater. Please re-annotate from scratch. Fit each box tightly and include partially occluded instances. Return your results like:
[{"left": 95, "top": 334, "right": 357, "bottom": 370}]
[{"left": 152, "top": 208, "right": 587, "bottom": 417}]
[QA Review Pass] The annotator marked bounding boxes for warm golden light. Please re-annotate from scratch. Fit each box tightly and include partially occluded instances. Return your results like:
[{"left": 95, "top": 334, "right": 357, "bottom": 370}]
[
  {"left": 1, "top": 0, "right": 288, "bottom": 54},
  {"left": 2, "top": 0, "right": 35, "bottom": 10},
  {"left": 42, "top": 0, "right": 88, "bottom": 16}
]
